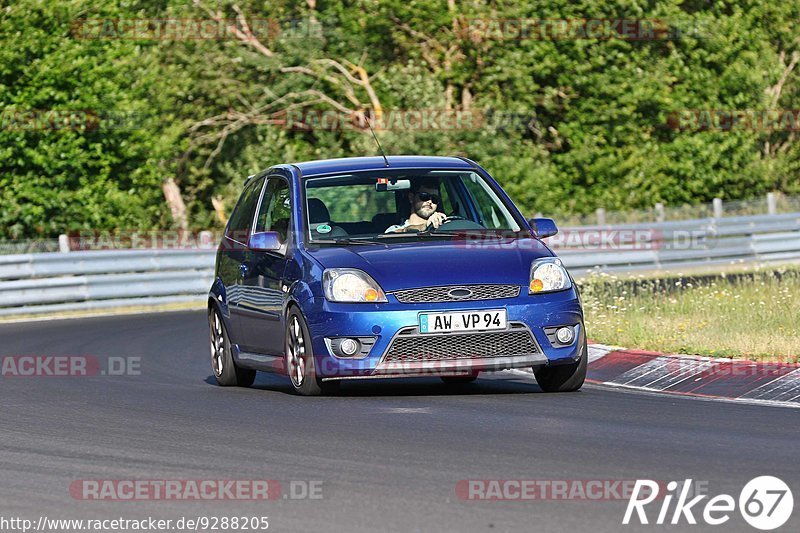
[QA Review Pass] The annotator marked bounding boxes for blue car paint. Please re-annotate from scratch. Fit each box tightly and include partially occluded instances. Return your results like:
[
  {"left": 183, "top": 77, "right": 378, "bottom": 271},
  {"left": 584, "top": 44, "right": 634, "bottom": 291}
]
[
  {"left": 209, "top": 156, "right": 584, "bottom": 379},
  {"left": 302, "top": 290, "right": 584, "bottom": 378}
]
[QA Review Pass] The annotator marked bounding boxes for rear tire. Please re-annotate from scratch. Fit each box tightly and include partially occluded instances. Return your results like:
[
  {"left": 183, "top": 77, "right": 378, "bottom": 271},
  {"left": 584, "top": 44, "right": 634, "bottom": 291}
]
[
  {"left": 534, "top": 338, "right": 587, "bottom": 392},
  {"left": 285, "top": 309, "right": 339, "bottom": 396},
  {"left": 209, "top": 308, "right": 256, "bottom": 387}
]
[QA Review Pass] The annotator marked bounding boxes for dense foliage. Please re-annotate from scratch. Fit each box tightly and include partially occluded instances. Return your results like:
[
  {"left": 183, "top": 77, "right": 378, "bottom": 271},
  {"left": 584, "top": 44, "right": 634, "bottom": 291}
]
[{"left": 1, "top": 0, "right": 799, "bottom": 238}]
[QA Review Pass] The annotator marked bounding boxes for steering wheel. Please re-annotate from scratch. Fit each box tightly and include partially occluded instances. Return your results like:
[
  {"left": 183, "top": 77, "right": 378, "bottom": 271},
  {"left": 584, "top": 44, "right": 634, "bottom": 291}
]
[{"left": 426, "top": 215, "right": 467, "bottom": 232}]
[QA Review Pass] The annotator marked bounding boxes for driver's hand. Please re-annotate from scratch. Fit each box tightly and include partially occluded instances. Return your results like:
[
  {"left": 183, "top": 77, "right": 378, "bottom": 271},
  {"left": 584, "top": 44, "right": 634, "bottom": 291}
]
[{"left": 427, "top": 212, "right": 447, "bottom": 229}]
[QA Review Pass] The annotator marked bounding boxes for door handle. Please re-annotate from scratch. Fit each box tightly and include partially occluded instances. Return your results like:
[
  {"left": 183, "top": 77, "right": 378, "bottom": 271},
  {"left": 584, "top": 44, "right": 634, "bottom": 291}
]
[{"left": 239, "top": 263, "right": 248, "bottom": 276}]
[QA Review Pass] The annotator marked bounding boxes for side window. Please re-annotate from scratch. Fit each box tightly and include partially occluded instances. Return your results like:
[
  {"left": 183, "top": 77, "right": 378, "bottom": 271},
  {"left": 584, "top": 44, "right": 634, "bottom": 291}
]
[
  {"left": 226, "top": 177, "right": 266, "bottom": 243},
  {"left": 255, "top": 178, "right": 291, "bottom": 243},
  {"left": 461, "top": 174, "right": 505, "bottom": 229}
]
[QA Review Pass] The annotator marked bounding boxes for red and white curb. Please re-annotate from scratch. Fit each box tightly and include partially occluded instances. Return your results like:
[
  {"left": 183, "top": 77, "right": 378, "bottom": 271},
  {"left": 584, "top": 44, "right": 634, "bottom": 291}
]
[{"left": 510, "top": 343, "right": 800, "bottom": 408}]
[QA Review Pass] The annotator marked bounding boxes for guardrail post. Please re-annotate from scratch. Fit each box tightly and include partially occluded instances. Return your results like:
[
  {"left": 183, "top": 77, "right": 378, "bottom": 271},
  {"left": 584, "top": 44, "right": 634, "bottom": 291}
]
[
  {"left": 655, "top": 203, "right": 665, "bottom": 222},
  {"left": 199, "top": 230, "right": 215, "bottom": 249},
  {"left": 767, "top": 192, "right": 777, "bottom": 215},
  {"left": 58, "top": 234, "right": 70, "bottom": 253},
  {"left": 712, "top": 198, "right": 723, "bottom": 219},
  {"left": 596, "top": 208, "right": 606, "bottom": 226}
]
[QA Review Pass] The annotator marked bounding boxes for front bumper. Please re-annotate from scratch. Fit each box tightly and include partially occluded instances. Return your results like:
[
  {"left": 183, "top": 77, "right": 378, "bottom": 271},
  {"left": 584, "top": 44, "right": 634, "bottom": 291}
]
[{"left": 302, "top": 286, "right": 584, "bottom": 379}]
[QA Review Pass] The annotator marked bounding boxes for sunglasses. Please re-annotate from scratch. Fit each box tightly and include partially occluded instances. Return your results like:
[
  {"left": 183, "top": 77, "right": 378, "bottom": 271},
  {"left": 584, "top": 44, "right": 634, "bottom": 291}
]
[{"left": 416, "top": 192, "right": 440, "bottom": 204}]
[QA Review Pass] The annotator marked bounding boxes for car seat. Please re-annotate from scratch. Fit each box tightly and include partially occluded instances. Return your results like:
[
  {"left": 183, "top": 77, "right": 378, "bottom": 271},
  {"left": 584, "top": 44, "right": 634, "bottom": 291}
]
[{"left": 307, "top": 198, "right": 348, "bottom": 239}]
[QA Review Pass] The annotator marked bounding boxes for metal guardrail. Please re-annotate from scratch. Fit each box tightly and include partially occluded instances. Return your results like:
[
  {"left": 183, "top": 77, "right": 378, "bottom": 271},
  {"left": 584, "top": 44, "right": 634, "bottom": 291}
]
[
  {"left": 556, "top": 212, "right": 800, "bottom": 275},
  {"left": 0, "top": 249, "right": 215, "bottom": 317},
  {"left": 551, "top": 192, "right": 800, "bottom": 226},
  {"left": 1, "top": 212, "right": 799, "bottom": 317}
]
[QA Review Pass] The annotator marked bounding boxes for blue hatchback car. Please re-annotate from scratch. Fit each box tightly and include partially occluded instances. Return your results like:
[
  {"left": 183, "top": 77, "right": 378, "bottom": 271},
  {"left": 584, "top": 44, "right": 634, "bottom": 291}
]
[{"left": 208, "top": 156, "right": 586, "bottom": 395}]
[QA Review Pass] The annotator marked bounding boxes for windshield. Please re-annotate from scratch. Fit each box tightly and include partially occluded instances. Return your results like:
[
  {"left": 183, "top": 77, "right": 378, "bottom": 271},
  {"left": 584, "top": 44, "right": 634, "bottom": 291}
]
[{"left": 304, "top": 169, "right": 522, "bottom": 243}]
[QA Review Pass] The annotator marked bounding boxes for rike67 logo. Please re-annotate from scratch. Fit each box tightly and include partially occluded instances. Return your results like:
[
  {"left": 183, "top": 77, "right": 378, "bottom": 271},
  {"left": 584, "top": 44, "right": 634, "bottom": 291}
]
[{"left": 624, "top": 477, "right": 794, "bottom": 530}]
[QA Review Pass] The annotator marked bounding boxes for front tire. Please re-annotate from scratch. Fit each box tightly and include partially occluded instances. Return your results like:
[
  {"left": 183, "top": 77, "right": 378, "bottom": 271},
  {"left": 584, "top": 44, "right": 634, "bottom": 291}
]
[
  {"left": 285, "top": 309, "right": 339, "bottom": 396},
  {"left": 209, "top": 308, "right": 256, "bottom": 387},
  {"left": 534, "top": 338, "right": 587, "bottom": 392}
]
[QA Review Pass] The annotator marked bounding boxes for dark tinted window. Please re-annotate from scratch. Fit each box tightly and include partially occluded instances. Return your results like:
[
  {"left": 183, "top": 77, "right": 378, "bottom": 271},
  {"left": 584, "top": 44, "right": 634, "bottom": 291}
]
[
  {"left": 226, "top": 177, "right": 265, "bottom": 242},
  {"left": 255, "top": 178, "right": 291, "bottom": 242}
]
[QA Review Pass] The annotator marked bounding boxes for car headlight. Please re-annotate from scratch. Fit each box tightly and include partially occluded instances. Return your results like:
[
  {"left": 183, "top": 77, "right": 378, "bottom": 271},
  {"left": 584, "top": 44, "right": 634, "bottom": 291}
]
[
  {"left": 323, "top": 269, "right": 387, "bottom": 303},
  {"left": 529, "top": 258, "right": 571, "bottom": 294}
]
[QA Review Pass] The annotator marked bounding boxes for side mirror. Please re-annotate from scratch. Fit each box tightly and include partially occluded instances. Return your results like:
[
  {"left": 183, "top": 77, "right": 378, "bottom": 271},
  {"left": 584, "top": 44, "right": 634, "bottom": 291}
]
[
  {"left": 248, "top": 231, "right": 282, "bottom": 251},
  {"left": 528, "top": 218, "right": 558, "bottom": 239}
]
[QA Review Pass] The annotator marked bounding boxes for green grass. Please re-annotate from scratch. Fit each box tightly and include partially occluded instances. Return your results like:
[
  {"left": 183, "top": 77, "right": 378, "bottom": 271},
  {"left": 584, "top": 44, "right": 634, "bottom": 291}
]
[{"left": 579, "top": 266, "right": 800, "bottom": 362}]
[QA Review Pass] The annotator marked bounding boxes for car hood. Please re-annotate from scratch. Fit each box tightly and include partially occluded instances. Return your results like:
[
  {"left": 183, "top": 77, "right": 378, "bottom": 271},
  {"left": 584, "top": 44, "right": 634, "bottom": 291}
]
[{"left": 305, "top": 238, "right": 554, "bottom": 292}]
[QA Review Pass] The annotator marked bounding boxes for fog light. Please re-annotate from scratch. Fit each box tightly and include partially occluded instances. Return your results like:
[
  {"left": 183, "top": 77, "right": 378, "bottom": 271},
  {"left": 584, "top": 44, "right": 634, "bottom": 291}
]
[
  {"left": 556, "top": 326, "right": 575, "bottom": 345},
  {"left": 339, "top": 338, "right": 359, "bottom": 356}
]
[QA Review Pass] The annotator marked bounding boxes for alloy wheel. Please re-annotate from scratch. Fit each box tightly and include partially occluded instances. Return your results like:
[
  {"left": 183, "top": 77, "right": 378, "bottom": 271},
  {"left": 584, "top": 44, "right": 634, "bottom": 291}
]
[
  {"left": 210, "top": 312, "right": 225, "bottom": 377},
  {"left": 288, "top": 315, "right": 306, "bottom": 386}
]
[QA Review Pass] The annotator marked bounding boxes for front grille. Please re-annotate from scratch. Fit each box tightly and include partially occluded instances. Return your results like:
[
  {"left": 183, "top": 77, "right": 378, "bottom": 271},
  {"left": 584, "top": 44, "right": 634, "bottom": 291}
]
[
  {"left": 382, "top": 324, "right": 538, "bottom": 363},
  {"left": 392, "top": 284, "right": 520, "bottom": 303}
]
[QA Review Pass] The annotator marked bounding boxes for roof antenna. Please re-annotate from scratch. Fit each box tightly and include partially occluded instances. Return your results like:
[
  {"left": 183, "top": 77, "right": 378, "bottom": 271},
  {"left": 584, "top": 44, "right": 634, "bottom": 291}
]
[{"left": 363, "top": 111, "right": 389, "bottom": 167}]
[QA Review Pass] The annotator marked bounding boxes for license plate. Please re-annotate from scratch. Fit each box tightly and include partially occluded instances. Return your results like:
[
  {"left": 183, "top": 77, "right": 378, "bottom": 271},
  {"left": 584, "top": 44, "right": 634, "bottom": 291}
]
[{"left": 419, "top": 309, "right": 507, "bottom": 334}]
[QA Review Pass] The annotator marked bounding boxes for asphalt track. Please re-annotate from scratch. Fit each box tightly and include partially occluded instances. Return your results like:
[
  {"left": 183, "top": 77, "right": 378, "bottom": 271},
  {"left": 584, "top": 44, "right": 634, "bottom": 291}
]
[{"left": 1, "top": 311, "right": 797, "bottom": 533}]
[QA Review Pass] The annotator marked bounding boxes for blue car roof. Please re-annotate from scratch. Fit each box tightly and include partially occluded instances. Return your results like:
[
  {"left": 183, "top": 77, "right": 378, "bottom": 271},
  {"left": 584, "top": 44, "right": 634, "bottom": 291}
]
[{"left": 289, "top": 156, "right": 474, "bottom": 177}]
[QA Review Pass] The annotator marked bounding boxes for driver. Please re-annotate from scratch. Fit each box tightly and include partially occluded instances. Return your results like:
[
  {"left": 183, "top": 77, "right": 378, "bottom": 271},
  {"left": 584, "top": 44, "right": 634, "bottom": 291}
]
[{"left": 385, "top": 178, "right": 447, "bottom": 233}]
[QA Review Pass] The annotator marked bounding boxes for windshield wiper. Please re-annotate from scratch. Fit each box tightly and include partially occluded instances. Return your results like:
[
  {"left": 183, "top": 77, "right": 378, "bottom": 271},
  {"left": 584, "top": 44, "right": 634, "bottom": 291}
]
[
  {"left": 311, "top": 237, "right": 388, "bottom": 248},
  {"left": 417, "top": 228, "right": 522, "bottom": 237},
  {"left": 413, "top": 229, "right": 462, "bottom": 238},
  {"left": 311, "top": 233, "right": 455, "bottom": 247},
  {"left": 375, "top": 231, "right": 455, "bottom": 239}
]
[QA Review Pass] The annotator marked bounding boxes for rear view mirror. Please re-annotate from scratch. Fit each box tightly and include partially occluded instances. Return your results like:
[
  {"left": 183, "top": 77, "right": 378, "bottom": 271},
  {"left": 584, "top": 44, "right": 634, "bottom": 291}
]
[
  {"left": 528, "top": 218, "right": 558, "bottom": 239},
  {"left": 375, "top": 178, "right": 411, "bottom": 192},
  {"left": 248, "top": 231, "right": 282, "bottom": 251}
]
